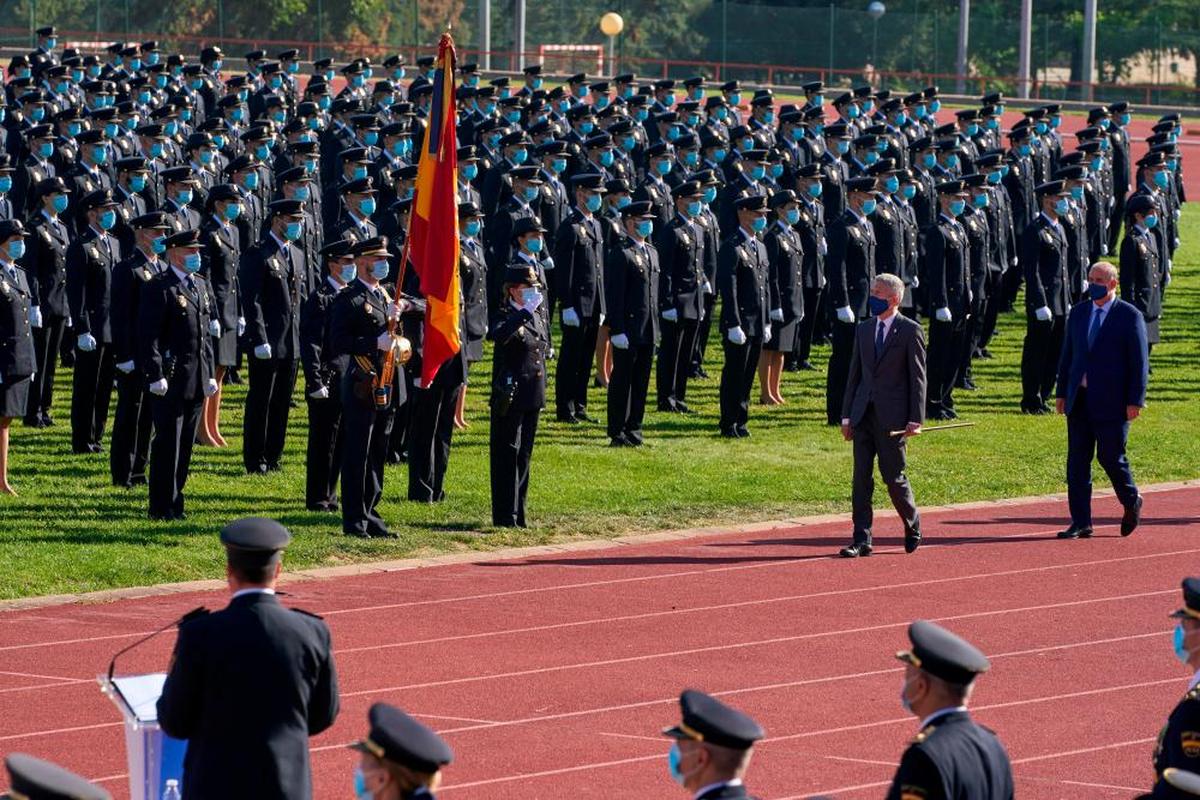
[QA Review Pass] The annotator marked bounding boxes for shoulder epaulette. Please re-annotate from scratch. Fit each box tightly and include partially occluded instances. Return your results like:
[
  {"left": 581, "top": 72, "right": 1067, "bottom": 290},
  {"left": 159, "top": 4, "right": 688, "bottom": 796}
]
[
  {"left": 177, "top": 605, "right": 209, "bottom": 627},
  {"left": 1185, "top": 687, "right": 1200, "bottom": 702},
  {"left": 912, "top": 723, "right": 937, "bottom": 744}
]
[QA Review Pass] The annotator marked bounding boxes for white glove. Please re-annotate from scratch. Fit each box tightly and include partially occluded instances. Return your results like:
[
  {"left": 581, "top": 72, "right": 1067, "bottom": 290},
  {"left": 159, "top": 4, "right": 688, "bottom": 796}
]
[
  {"left": 388, "top": 303, "right": 403, "bottom": 322},
  {"left": 0, "top": 371, "right": 3, "bottom": 384},
  {"left": 65, "top": 317, "right": 72, "bottom": 327},
  {"left": 253, "top": 343, "right": 272, "bottom": 359},
  {"left": 727, "top": 326, "right": 747, "bottom": 345},
  {"left": 598, "top": 313, "right": 606, "bottom": 325},
  {"left": 376, "top": 332, "right": 393, "bottom": 351},
  {"left": 1010, "top": 257, "right": 1018, "bottom": 268},
  {"left": 309, "top": 386, "right": 330, "bottom": 399},
  {"left": 763, "top": 324, "right": 772, "bottom": 343},
  {"left": 662, "top": 308, "right": 678, "bottom": 322},
  {"left": 769, "top": 308, "right": 784, "bottom": 322},
  {"left": 561, "top": 307, "right": 581, "bottom": 327},
  {"left": 29, "top": 306, "right": 42, "bottom": 328},
  {"left": 208, "top": 319, "right": 221, "bottom": 337},
  {"left": 542, "top": 256, "right": 555, "bottom": 271},
  {"left": 703, "top": 280, "right": 713, "bottom": 295},
  {"left": 1034, "top": 306, "right": 1052, "bottom": 322},
  {"left": 818, "top": 237, "right": 828, "bottom": 256},
  {"left": 77, "top": 333, "right": 97, "bottom": 352},
  {"left": 148, "top": 378, "right": 168, "bottom": 395},
  {"left": 1100, "top": 244, "right": 1108, "bottom": 256},
  {"left": 835, "top": 306, "right": 854, "bottom": 324},
  {"left": 910, "top": 275, "right": 920, "bottom": 289},
  {"left": 115, "top": 360, "right": 135, "bottom": 374},
  {"left": 934, "top": 307, "right": 952, "bottom": 322},
  {"left": 610, "top": 333, "right": 630, "bottom": 349},
  {"left": 237, "top": 316, "right": 246, "bottom": 336},
  {"left": 204, "top": 378, "right": 219, "bottom": 397},
  {"left": 521, "top": 289, "right": 544, "bottom": 314}
]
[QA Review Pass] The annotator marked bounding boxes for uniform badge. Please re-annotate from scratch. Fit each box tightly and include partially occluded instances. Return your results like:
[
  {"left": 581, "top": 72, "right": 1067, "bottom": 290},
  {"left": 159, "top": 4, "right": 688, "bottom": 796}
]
[
  {"left": 1182, "top": 731, "right": 1200, "bottom": 758},
  {"left": 0, "top": 280, "right": 9, "bottom": 296},
  {"left": 680, "top": 233, "right": 690, "bottom": 246},
  {"left": 177, "top": 294, "right": 188, "bottom": 309},
  {"left": 86, "top": 244, "right": 99, "bottom": 261}
]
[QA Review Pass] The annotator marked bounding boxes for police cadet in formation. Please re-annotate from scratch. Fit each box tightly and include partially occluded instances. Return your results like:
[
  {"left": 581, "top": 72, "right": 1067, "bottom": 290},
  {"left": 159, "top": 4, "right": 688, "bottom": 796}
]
[
  {"left": 330, "top": 236, "right": 407, "bottom": 538},
  {"left": 138, "top": 229, "right": 217, "bottom": 520},
  {"left": 0, "top": 220, "right": 35, "bottom": 495},
  {"left": 1120, "top": 194, "right": 1163, "bottom": 354},
  {"left": 759, "top": 189, "right": 804, "bottom": 405},
  {"left": 350, "top": 702, "right": 454, "bottom": 800},
  {"left": 717, "top": 194, "right": 770, "bottom": 438},
  {"left": 789, "top": 163, "right": 827, "bottom": 372},
  {"left": 3, "top": 753, "right": 111, "bottom": 800},
  {"left": 889, "top": 620, "right": 1014, "bottom": 799},
  {"left": 158, "top": 517, "right": 340, "bottom": 800},
  {"left": 662, "top": 689, "right": 764, "bottom": 798},
  {"left": 923, "top": 180, "right": 971, "bottom": 421},
  {"left": 456, "top": 201, "right": 488, "bottom": 428},
  {"left": 1020, "top": 180, "right": 1072, "bottom": 415},
  {"left": 605, "top": 199, "right": 660, "bottom": 446},
  {"left": 488, "top": 256, "right": 549, "bottom": 527},
  {"left": 655, "top": 179, "right": 707, "bottom": 413},
  {"left": 21, "top": 177, "right": 70, "bottom": 428},
  {"left": 196, "top": 182, "right": 244, "bottom": 448}
]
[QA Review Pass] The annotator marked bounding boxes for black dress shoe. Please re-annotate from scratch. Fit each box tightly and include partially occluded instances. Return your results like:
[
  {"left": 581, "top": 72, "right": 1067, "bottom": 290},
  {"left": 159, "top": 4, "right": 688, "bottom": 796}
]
[
  {"left": 1121, "top": 496, "right": 1143, "bottom": 537},
  {"left": 130, "top": 475, "right": 148, "bottom": 486},
  {"left": 799, "top": 360, "right": 816, "bottom": 371},
  {"left": 344, "top": 528, "right": 372, "bottom": 538},
  {"left": 247, "top": 464, "right": 268, "bottom": 475},
  {"left": 1056, "top": 525, "right": 1093, "bottom": 539},
  {"left": 677, "top": 402, "right": 694, "bottom": 414},
  {"left": 576, "top": 411, "right": 597, "bottom": 423},
  {"left": 41, "top": 413, "right": 55, "bottom": 426},
  {"left": 719, "top": 428, "right": 739, "bottom": 439},
  {"left": 839, "top": 542, "right": 873, "bottom": 558},
  {"left": 609, "top": 436, "right": 629, "bottom": 447},
  {"left": 696, "top": 367, "right": 710, "bottom": 379},
  {"left": 904, "top": 527, "right": 922, "bottom": 554},
  {"left": 557, "top": 414, "right": 580, "bottom": 424},
  {"left": 657, "top": 403, "right": 677, "bottom": 413},
  {"left": 736, "top": 426, "right": 750, "bottom": 438},
  {"left": 22, "top": 416, "right": 42, "bottom": 428}
]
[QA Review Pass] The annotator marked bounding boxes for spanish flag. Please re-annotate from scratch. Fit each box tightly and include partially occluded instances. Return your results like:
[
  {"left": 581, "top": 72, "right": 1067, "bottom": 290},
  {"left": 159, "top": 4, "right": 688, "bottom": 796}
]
[{"left": 407, "top": 32, "right": 461, "bottom": 386}]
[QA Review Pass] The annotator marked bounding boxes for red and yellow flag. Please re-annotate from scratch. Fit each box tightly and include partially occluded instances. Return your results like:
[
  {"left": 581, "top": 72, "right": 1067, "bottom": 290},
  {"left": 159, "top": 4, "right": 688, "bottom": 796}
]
[{"left": 407, "top": 32, "right": 461, "bottom": 386}]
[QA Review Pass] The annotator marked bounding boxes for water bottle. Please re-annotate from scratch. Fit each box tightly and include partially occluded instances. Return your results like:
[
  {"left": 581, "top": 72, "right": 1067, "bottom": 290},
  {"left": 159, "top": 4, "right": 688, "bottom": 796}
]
[{"left": 162, "top": 779, "right": 182, "bottom": 800}]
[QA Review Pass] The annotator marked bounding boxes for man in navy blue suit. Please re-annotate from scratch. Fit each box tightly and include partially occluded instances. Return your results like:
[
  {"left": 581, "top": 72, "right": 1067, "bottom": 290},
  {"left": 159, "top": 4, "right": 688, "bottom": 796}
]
[{"left": 1055, "top": 261, "right": 1149, "bottom": 540}]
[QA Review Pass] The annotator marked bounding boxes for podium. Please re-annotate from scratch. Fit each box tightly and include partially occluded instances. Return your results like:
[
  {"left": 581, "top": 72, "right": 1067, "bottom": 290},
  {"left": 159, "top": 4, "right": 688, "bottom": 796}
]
[{"left": 98, "top": 673, "right": 188, "bottom": 800}]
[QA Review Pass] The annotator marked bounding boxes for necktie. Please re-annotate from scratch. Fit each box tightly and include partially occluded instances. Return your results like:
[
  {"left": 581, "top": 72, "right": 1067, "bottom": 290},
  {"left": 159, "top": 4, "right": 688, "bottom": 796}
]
[
  {"left": 1087, "top": 307, "right": 1104, "bottom": 349},
  {"left": 185, "top": 275, "right": 196, "bottom": 295},
  {"left": 875, "top": 320, "right": 886, "bottom": 358}
]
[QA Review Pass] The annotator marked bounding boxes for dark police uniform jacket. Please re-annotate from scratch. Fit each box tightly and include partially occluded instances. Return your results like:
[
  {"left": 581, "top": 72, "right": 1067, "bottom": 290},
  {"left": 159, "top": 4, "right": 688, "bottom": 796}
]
[
  {"left": 1020, "top": 212, "right": 1070, "bottom": 317},
  {"left": 552, "top": 207, "right": 606, "bottom": 320},
  {"left": 717, "top": 228, "right": 770, "bottom": 337},
  {"left": 110, "top": 249, "right": 161, "bottom": 367},
  {"left": 1147, "top": 685, "right": 1200, "bottom": 798},
  {"left": 825, "top": 208, "right": 876, "bottom": 319},
  {"left": 459, "top": 235, "right": 489, "bottom": 361},
  {"left": 605, "top": 235, "right": 660, "bottom": 347},
  {"left": 65, "top": 227, "right": 121, "bottom": 345},
  {"left": 25, "top": 211, "right": 71, "bottom": 318},
  {"left": 1120, "top": 223, "right": 1161, "bottom": 344},
  {"left": 764, "top": 219, "right": 804, "bottom": 324},
  {"left": 137, "top": 269, "right": 217, "bottom": 402},
  {"left": 886, "top": 710, "right": 1014, "bottom": 800},
  {"left": 157, "top": 592, "right": 339, "bottom": 800},
  {"left": 329, "top": 279, "right": 407, "bottom": 410},
  {"left": 199, "top": 215, "right": 242, "bottom": 341},
  {"left": 0, "top": 263, "right": 36, "bottom": 380},
  {"left": 240, "top": 235, "right": 304, "bottom": 360},
  {"left": 299, "top": 278, "right": 343, "bottom": 396},
  {"left": 655, "top": 213, "right": 706, "bottom": 320},
  {"left": 488, "top": 299, "right": 550, "bottom": 412}
]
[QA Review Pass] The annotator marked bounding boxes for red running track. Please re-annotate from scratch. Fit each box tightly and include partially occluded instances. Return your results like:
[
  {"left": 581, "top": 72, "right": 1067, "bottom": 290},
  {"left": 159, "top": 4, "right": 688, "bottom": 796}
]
[{"left": 1, "top": 484, "right": 1198, "bottom": 798}]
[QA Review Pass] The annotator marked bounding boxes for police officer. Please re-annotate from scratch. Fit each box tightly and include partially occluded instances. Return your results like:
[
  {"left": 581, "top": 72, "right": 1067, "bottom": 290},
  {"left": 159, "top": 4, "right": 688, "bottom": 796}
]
[
  {"left": 22, "top": 176, "right": 71, "bottom": 428},
  {"left": 924, "top": 180, "right": 971, "bottom": 421},
  {"left": 488, "top": 259, "right": 549, "bottom": 527},
  {"left": 139, "top": 228, "right": 217, "bottom": 520},
  {"left": 790, "top": 163, "right": 827, "bottom": 372},
  {"left": 3, "top": 753, "right": 111, "bottom": 800},
  {"left": 1120, "top": 194, "right": 1162, "bottom": 353},
  {"left": 1020, "top": 181, "right": 1071, "bottom": 415},
  {"left": 0, "top": 221, "right": 35, "bottom": 496},
  {"left": 605, "top": 200, "right": 660, "bottom": 447},
  {"left": 825, "top": 176, "right": 877, "bottom": 427},
  {"left": 656, "top": 180, "right": 706, "bottom": 413},
  {"left": 300, "top": 239, "right": 353, "bottom": 513},
  {"left": 553, "top": 173, "right": 606, "bottom": 424},
  {"left": 889, "top": 620, "right": 1014, "bottom": 800},
  {"left": 330, "top": 236, "right": 407, "bottom": 538},
  {"left": 717, "top": 194, "right": 771, "bottom": 438},
  {"left": 350, "top": 702, "right": 454, "bottom": 800},
  {"left": 158, "top": 518, "right": 340, "bottom": 799},
  {"left": 197, "top": 183, "right": 244, "bottom": 447},
  {"left": 759, "top": 190, "right": 804, "bottom": 405},
  {"left": 240, "top": 199, "right": 306, "bottom": 474},
  {"left": 661, "top": 689, "right": 764, "bottom": 798}
]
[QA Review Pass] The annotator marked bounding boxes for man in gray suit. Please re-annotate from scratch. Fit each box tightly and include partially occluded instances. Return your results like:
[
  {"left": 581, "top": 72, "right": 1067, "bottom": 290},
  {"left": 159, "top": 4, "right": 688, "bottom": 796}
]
[{"left": 839, "top": 273, "right": 926, "bottom": 558}]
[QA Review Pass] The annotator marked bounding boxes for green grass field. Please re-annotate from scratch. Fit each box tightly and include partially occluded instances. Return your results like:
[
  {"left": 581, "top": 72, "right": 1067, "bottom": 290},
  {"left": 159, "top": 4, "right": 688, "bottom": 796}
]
[{"left": 2, "top": 208, "right": 1197, "bottom": 600}]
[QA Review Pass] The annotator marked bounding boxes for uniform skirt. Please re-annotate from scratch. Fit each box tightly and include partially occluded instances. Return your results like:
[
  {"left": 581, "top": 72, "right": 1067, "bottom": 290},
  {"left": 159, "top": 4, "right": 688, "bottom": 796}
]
[
  {"left": 465, "top": 335, "right": 485, "bottom": 364},
  {"left": 763, "top": 319, "right": 798, "bottom": 353},
  {"left": 214, "top": 328, "right": 239, "bottom": 367},
  {"left": 0, "top": 374, "right": 31, "bottom": 418}
]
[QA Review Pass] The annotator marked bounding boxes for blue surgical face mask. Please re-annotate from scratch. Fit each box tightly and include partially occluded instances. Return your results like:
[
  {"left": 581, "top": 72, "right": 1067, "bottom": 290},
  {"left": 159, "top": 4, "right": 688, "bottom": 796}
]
[
  {"left": 864, "top": 151, "right": 879, "bottom": 165},
  {"left": 371, "top": 259, "right": 390, "bottom": 280},
  {"left": 230, "top": 107, "right": 245, "bottom": 122},
  {"left": 1090, "top": 157, "right": 1103, "bottom": 172},
  {"left": 807, "top": 182, "right": 823, "bottom": 199},
  {"left": 522, "top": 185, "right": 540, "bottom": 202},
  {"left": 599, "top": 150, "right": 614, "bottom": 167},
  {"left": 1035, "top": 121, "right": 1048, "bottom": 135},
  {"left": 164, "top": 121, "right": 179, "bottom": 137},
  {"left": 549, "top": 158, "right": 567, "bottom": 174},
  {"left": 617, "top": 195, "right": 632, "bottom": 209},
  {"left": 1144, "top": 214, "right": 1158, "bottom": 230},
  {"left": 198, "top": 149, "right": 214, "bottom": 165},
  {"left": 861, "top": 198, "right": 878, "bottom": 215},
  {"left": 667, "top": 126, "right": 682, "bottom": 142},
  {"left": 352, "top": 165, "right": 368, "bottom": 182},
  {"left": 900, "top": 184, "right": 917, "bottom": 200},
  {"left": 636, "top": 219, "right": 654, "bottom": 238},
  {"left": 293, "top": 185, "right": 311, "bottom": 201},
  {"left": 7, "top": 240, "right": 25, "bottom": 260},
  {"left": 635, "top": 109, "right": 649, "bottom": 122},
  {"left": 176, "top": 189, "right": 194, "bottom": 206},
  {"left": 98, "top": 210, "right": 117, "bottom": 230},
  {"left": 622, "top": 136, "right": 637, "bottom": 152},
  {"left": 1153, "top": 170, "right": 1170, "bottom": 189},
  {"left": 966, "top": 123, "right": 979, "bottom": 137},
  {"left": 714, "top": 107, "right": 728, "bottom": 121},
  {"left": 67, "top": 121, "right": 82, "bottom": 137},
  {"left": 1175, "top": 624, "right": 1191, "bottom": 664},
  {"left": 359, "top": 197, "right": 377, "bottom": 216},
  {"left": 749, "top": 165, "right": 766, "bottom": 181},
  {"left": 973, "top": 192, "right": 989, "bottom": 208},
  {"left": 461, "top": 163, "right": 478, "bottom": 181},
  {"left": 579, "top": 121, "right": 594, "bottom": 135},
  {"left": 687, "top": 200, "right": 703, "bottom": 217},
  {"left": 339, "top": 263, "right": 358, "bottom": 283},
  {"left": 884, "top": 176, "right": 900, "bottom": 194},
  {"left": 930, "top": 99, "right": 942, "bottom": 113},
  {"left": 0, "top": 177, "right": 11, "bottom": 194},
  {"left": 52, "top": 194, "right": 68, "bottom": 213},
  {"left": 224, "top": 203, "right": 242, "bottom": 221},
  {"left": 524, "top": 236, "right": 543, "bottom": 253},
  {"left": 151, "top": 235, "right": 166, "bottom": 254},
  {"left": 38, "top": 141, "right": 54, "bottom": 159},
  {"left": 130, "top": 175, "right": 147, "bottom": 192},
  {"left": 750, "top": 216, "right": 767, "bottom": 233},
  {"left": 155, "top": 74, "right": 168, "bottom": 89},
  {"left": 255, "top": 144, "right": 270, "bottom": 161},
  {"left": 1054, "top": 198, "right": 1070, "bottom": 215},
  {"left": 740, "top": 136, "right": 755, "bottom": 152},
  {"left": 656, "top": 160, "right": 672, "bottom": 176},
  {"left": 464, "top": 219, "right": 481, "bottom": 237},
  {"left": 1070, "top": 185, "right": 1084, "bottom": 202},
  {"left": 29, "top": 107, "right": 45, "bottom": 122},
  {"left": 987, "top": 171, "right": 1002, "bottom": 185},
  {"left": 867, "top": 295, "right": 890, "bottom": 316},
  {"left": 585, "top": 193, "right": 602, "bottom": 213},
  {"left": 784, "top": 207, "right": 800, "bottom": 225},
  {"left": 511, "top": 148, "right": 528, "bottom": 165},
  {"left": 243, "top": 172, "right": 260, "bottom": 190},
  {"left": 183, "top": 251, "right": 202, "bottom": 272},
  {"left": 986, "top": 118, "right": 999, "bottom": 130},
  {"left": 949, "top": 199, "right": 966, "bottom": 216},
  {"left": 836, "top": 140, "right": 850, "bottom": 155},
  {"left": 284, "top": 221, "right": 303, "bottom": 241},
  {"left": 922, "top": 153, "right": 937, "bottom": 169},
  {"left": 711, "top": 148, "right": 727, "bottom": 163},
  {"left": 1018, "top": 143, "right": 1032, "bottom": 157},
  {"left": 945, "top": 154, "right": 960, "bottom": 169},
  {"left": 770, "top": 163, "right": 783, "bottom": 178},
  {"left": 104, "top": 122, "right": 120, "bottom": 139},
  {"left": 895, "top": 112, "right": 908, "bottom": 126},
  {"left": 762, "top": 110, "right": 775, "bottom": 124},
  {"left": 847, "top": 105, "right": 860, "bottom": 120},
  {"left": 668, "top": 744, "right": 686, "bottom": 786}
]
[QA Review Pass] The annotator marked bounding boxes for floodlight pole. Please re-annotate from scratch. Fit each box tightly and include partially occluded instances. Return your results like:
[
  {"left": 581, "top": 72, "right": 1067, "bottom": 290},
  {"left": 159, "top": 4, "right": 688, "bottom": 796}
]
[
  {"left": 1081, "top": 0, "right": 1097, "bottom": 101},
  {"left": 955, "top": 0, "right": 969, "bottom": 95},
  {"left": 1017, "top": 0, "right": 1032, "bottom": 98},
  {"left": 513, "top": 0, "right": 526, "bottom": 71},
  {"left": 479, "top": 0, "right": 491, "bottom": 70}
]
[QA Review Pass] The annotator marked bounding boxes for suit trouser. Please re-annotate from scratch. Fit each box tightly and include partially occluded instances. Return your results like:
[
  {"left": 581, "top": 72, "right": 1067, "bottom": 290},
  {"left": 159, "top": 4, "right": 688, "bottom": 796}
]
[
  {"left": 691, "top": 294, "right": 717, "bottom": 369},
  {"left": 110, "top": 371, "right": 152, "bottom": 486},
  {"left": 556, "top": 315, "right": 600, "bottom": 418},
  {"left": 1021, "top": 314, "right": 1066, "bottom": 408},
  {"left": 851, "top": 406, "right": 920, "bottom": 542},
  {"left": 1066, "top": 389, "right": 1139, "bottom": 527},
  {"left": 408, "top": 379, "right": 463, "bottom": 502},
  {"left": 825, "top": 319, "right": 856, "bottom": 425},
  {"left": 305, "top": 395, "right": 343, "bottom": 509},
  {"left": 27, "top": 314, "right": 65, "bottom": 421},
  {"left": 244, "top": 357, "right": 298, "bottom": 471},
  {"left": 794, "top": 285, "right": 825, "bottom": 365},
  {"left": 71, "top": 343, "right": 115, "bottom": 451},
  {"left": 148, "top": 394, "right": 202, "bottom": 518},
  {"left": 720, "top": 335, "right": 763, "bottom": 432},
  {"left": 927, "top": 317, "right": 967, "bottom": 411},
  {"left": 490, "top": 407, "right": 539, "bottom": 527},
  {"left": 608, "top": 342, "right": 655, "bottom": 442},
  {"left": 657, "top": 318, "right": 699, "bottom": 409},
  {"left": 340, "top": 394, "right": 392, "bottom": 535}
]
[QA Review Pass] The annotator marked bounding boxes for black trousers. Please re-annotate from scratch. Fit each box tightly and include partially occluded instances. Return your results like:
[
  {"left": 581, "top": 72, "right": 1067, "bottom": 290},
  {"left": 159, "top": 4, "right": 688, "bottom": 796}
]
[
  {"left": 1000, "top": 262, "right": 1024, "bottom": 311},
  {"left": 340, "top": 392, "right": 392, "bottom": 535},
  {"left": 825, "top": 319, "right": 856, "bottom": 426},
  {"left": 148, "top": 394, "right": 203, "bottom": 518},
  {"left": 927, "top": 317, "right": 967, "bottom": 413},
  {"left": 1021, "top": 314, "right": 1066, "bottom": 409},
  {"left": 71, "top": 343, "right": 115, "bottom": 452},
  {"left": 608, "top": 342, "right": 654, "bottom": 442},
  {"left": 794, "top": 285, "right": 825, "bottom": 365},
  {"left": 243, "top": 357, "right": 298, "bottom": 471},
  {"left": 407, "top": 379, "right": 463, "bottom": 502},
  {"left": 656, "top": 317, "right": 699, "bottom": 410},
  {"left": 305, "top": 395, "right": 343, "bottom": 509},
  {"left": 556, "top": 315, "right": 600, "bottom": 419},
  {"left": 490, "top": 407, "right": 539, "bottom": 527},
  {"left": 719, "top": 335, "right": 763, "bottom": 432},
  {"left": 388, "top": 359, "right": 418, "bottom": 461},
  {"left": 691, "top": 294, "right": 717, "bottom": 370},
  {"left": 978, "top": 272, "right": 1005, "bottom": 351},
  {"left": 1108, "top": 194, "right": 1126, "bottom": 253},
  {"left": 110, "top": 371, "right": 153, "bottom": 487},
  {"left": 1066, "top": 389, "right": 1139, "bottom": 528},
  {"left": 851, "top": 406, "right": 920, "bottom": 541},
  {"left": 27, "top": 314, "right": 65, "bottom": 422}
]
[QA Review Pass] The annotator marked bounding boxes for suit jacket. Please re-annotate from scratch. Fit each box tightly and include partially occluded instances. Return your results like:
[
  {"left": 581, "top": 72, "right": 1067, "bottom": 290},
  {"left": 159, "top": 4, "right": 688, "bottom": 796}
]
[
  {"left": 299, "top": 279, "right": 343, "bottom": 396},
  {"left": 764, "top": 220, "right": 804, "bottom": 323},
  {"left": 825, "top": 209, "right": 876, "bottom": 318},
  {"left": 328, "top": 279, "right": 407, "bottom": 409},
  {"left": 1055, "top": 297, "right": 1148, "bottom": 421},
  {"left": 842, "top": 314, "right": 926, "bottom": 433},
  {"left": 1021, "top": 213, "right": 1070, "bottom": 316},
  {"left": 157, "top": 592, "right": 339, "bottom": 800},
  {"left": 200, "top": 216, "right": 242, "bottom": 334},
  {"left": 110, "top": 250, "right": 163, "bottom": 366},
  {"left": 655, "top": 213, "right": 706, "bottom": 320}
]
